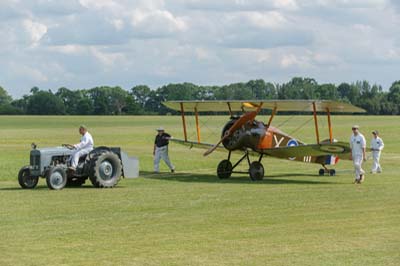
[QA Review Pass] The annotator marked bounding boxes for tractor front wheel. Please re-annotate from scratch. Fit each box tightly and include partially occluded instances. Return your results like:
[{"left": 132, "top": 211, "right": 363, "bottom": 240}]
[{"left": 18, "top": 166, "right": 39, "bottom": 189}]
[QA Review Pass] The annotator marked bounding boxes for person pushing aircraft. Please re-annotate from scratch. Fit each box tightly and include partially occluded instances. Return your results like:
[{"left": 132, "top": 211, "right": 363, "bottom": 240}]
[{"left": 153, "top": 127, "right": 175, "bottom": 173}]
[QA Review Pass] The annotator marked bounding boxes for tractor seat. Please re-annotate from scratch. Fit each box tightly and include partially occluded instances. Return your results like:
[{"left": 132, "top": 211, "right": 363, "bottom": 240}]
[{"left": 78, "top": 154, "right": 89, "bottom": 163}]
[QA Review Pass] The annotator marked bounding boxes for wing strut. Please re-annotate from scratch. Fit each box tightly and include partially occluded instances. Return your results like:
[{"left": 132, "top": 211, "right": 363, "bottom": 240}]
[
  {"left": 227, "top": 102, "right": 233, "bottom": 116},
  {"left": 312, "top": 102, "right": 320, "bottom": 144},
  {"left": 180, "top": 103, "right": 188, "bottom": 142},
  {"left": 194, "top": 107, "right": 201, "bottom": 143},
  {"left": 326, "top": 108, "right": 333, "bottom": 143},
  {"left": 266, "top": 106, "right": 277, "bottom": 128}
]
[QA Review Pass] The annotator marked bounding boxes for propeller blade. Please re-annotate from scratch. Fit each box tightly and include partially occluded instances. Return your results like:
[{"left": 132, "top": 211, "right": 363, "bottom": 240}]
[
  {"left": 203, "top": 111, "right": 257, "bottom": 156},
  {"left": 203, "top": 137, "right": 225, "bottom": 156}
]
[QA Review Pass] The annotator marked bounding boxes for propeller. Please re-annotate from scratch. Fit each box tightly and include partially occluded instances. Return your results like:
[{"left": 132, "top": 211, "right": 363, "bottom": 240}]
[{"left": 203, "top": 110, "right": 260, "bottom": 156}]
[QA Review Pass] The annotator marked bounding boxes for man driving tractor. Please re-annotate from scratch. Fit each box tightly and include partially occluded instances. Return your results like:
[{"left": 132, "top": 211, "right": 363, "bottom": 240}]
[{"left": 65, "top": 125, "right": 94, "bottom": 171}]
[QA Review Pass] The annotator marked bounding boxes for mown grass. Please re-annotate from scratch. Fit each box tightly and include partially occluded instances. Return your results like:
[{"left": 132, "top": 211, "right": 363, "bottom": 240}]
[{"left": 0, "top": 115, "right": 399, "bottom": 266}]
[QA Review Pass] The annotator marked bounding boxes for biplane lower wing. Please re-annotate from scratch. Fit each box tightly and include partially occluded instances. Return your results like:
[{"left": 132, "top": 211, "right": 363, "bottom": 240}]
[
  {"left": 171, "top": 139, "right": 351, "bottom": 160},
  {"left": 260, "top": 141, "right": 351, "bottom": 158},
  {"left": 171, "top": 139, "right": 262, "bottom": 156},
  {"left": 170, "top": 139, "right": 226, "bottom": 153}
]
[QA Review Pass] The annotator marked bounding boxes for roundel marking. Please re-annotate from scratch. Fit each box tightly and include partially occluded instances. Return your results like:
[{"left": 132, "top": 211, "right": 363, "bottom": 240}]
[
  {"left": 320, "top": 145, "right": 345, "bottom": 153},
  {"left": 287, "top": 139, "right": 298, "bottom": 160},
  {"left": 287, "top": 139, "right": 298, "bottom": 147}
]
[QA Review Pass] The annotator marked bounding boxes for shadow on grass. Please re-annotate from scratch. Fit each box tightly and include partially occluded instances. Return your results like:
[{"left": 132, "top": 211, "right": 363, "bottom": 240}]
[
  {"left": 0, "top": 184, "right": 128, "bottom": 191},
  {"left": 141, "top": 171, "right": 338, "bottom": 185}
]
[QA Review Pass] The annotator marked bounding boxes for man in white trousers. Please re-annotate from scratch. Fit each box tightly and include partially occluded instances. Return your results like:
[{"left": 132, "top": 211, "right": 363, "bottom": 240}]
[
  {"left": 153, "top": 127, "right": 175, "bottom": 173},
  {"left": 370, "top": 130, "right": 384, "bottom": 173},
  {"left": 67, "top": 125, "right": 94, "bottom": 171},
  {"left": 350, "top": 125, "right": 366, "bottom": 184}
]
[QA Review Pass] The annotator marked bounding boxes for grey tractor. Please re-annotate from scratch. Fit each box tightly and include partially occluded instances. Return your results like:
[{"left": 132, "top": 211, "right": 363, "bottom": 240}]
[{"left": 18, "top": 144, "right": 138, "bottom": 190}]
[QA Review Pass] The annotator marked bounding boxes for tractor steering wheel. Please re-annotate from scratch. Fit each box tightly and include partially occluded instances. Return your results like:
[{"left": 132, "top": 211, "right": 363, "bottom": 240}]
[{"left": 62, "top": 144, "right": 75, "bottom": 150}]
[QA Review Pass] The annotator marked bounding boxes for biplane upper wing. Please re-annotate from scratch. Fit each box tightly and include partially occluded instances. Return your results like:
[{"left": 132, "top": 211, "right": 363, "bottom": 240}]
[
  {"left": 163, "top": 100, "right": 366, "bottom": 113},
  {"left": 260, "top": 141, "right": 351, "bottom": 158}
]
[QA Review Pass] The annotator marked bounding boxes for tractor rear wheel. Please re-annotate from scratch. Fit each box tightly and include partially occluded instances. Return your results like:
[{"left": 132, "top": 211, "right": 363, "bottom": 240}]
[
  {"left": 46, "top": 166, "right": 67, "bottom": 190},
  {"left": 18, "top": 166, "right": 39, "bottom": 189},
  {"left": 89, "top": 152, "right": 122, "bottom": 188}
]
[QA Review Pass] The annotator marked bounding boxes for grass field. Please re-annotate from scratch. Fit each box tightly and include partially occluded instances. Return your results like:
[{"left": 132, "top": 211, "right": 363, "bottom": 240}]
[{"left": 0, "top": 115, "right": 399, "bottom": 266}]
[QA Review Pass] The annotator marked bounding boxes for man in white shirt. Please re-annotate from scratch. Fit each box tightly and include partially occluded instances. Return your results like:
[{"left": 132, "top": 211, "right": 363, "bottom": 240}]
[
  {"left": 370, "top": 130, "right": 384, "bottom": 173},
  {"left": 350, "top": 125, "right": 366, "bottom": 184},
  {"left": 67, "top": 125, "right": 94, "bottom": 170}
]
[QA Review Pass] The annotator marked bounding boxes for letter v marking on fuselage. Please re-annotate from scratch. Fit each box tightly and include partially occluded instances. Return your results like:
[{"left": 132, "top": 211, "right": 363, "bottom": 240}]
[{"left": 273, "top": 135, "right": 284, "bottom": 148}]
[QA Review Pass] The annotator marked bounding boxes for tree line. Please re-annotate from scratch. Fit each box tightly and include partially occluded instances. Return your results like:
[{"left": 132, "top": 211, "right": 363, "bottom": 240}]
[{"left": 0, "top": 77, "right": 399, "bottom": 115}]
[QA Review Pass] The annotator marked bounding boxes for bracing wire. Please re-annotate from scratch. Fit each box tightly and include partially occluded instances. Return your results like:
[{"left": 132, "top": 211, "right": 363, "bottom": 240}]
[
  {"left": 185, "top": 112, "right": 221, "bottom": 143},
  {"left": 274, "top": 105, "right": 311, "bottom": 129},
  {"left": 287, "top": 116, "right": 315, "bottom": 137}
]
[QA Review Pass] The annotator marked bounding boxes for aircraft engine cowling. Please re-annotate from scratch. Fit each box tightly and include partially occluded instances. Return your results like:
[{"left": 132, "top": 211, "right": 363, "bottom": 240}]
[
  {"left": 221, "top": 118, "right": 266, "bottom": 151},
  {"left": 221, "top": 118, "right": 243, "bottom": 150}
]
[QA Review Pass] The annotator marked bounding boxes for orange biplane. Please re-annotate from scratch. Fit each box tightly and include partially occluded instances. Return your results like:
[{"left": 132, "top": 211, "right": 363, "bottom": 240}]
[{"left": 162, "top": 100, "right": 365, "bottom": 180}]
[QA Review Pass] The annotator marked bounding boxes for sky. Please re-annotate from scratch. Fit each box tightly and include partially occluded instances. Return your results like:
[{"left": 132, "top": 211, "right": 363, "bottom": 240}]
[{"left": 1, "top": 0, "right": 400, "bottom": 98}]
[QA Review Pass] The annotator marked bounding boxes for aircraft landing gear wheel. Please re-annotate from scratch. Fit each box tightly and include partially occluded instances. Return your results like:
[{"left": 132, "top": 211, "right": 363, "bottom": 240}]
[
  {"left": 217, "top": 160, "right": 232, "bottom": 179},
  {"left": 319, "top": 169, "right": 325, "bottom": 176},
  {"left": 329, "top": 169, "right": 336, "bottom": 176},
  {"left": 249, "top": 161, "right": 264, "bottom": 181}
]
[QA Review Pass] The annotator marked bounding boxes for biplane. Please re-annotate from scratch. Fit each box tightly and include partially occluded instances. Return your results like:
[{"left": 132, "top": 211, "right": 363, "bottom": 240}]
[{"left": 162, "top": 100, "right": 365, "bottom": 180}]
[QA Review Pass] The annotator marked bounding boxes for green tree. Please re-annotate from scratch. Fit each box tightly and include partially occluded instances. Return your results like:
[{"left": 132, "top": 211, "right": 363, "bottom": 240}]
[
  {"left": 386, "top": 81, "right": 400, "bottom": 114},
  {"left": 109, "top": 87, "right": 129, "bottom": 115},
  {"left": 0, "top": 86, "right": 12, "bottom": 105},
  {"left": 316, "top": 84, "right": 338, "bottom": 100},
  {"left": 278, "top": 77, "right": 318, "bottom": 99},
  {"left": 11, "top": 95, "right": 29, "bottom": 113},
  {"left": 337, "top": 82, "right": 361, "bottom": 104},
  {"left": 130, "top": 85, "right": 151, "bottom": 108},
  {"left": 26, "top": 90, "right": 66, "bottom": 115},
  {"left": 76, "top": 98, "right": 94, "bottom": 115},
  {"left": 214, "top": 83, "right": 253, "bottom": 100},
  {"left": 124, "top": 96, "right": 143, "bottom": 114},
  {"left": 56, "top": 87, "right": 84, "bottom": 115},
  {"left": 89, "top": 87, "right": 111, "bottom": 115}
]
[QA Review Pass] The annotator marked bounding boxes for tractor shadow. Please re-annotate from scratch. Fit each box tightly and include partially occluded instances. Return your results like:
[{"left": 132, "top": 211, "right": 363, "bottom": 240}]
[
  {"left": 141, "top": 171, "right": 339, "bottom": 185},
  {"left": 0, "top": 183, "right": 126, "bottom": 191}
]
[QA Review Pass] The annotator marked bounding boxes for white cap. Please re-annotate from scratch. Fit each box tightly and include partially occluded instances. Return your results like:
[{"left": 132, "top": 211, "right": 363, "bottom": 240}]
[
  {"left": 156, "top": 127, "right": 164, "bottom": 131},
  {"left": 352, "top": 125, "right": 359, "bottom": 129}
]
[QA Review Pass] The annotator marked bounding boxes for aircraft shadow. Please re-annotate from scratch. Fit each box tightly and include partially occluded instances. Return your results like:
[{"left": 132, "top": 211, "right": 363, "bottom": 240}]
[{"left": 141, "top": 171, "right": 338, "bottom": 185}]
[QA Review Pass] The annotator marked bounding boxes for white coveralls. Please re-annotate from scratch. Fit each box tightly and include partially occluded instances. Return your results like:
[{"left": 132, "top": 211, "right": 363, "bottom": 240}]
[
  {"left": 154, "top": 146, "right": 174, "bottom": 172},
  {"left": 371, "top": 136, "right": 384, "bottom": 173},
  {"left": 71, "top": 132, "right": 94, "bottom": 168},
  {"left": 350, "top": 133, "right": 366, "bottom": 181}
]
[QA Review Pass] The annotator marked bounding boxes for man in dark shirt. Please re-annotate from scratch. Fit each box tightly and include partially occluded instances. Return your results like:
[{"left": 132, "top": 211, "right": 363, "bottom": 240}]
[{"left": 153, "top": 127, "right": 175, "bottom": 173}]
